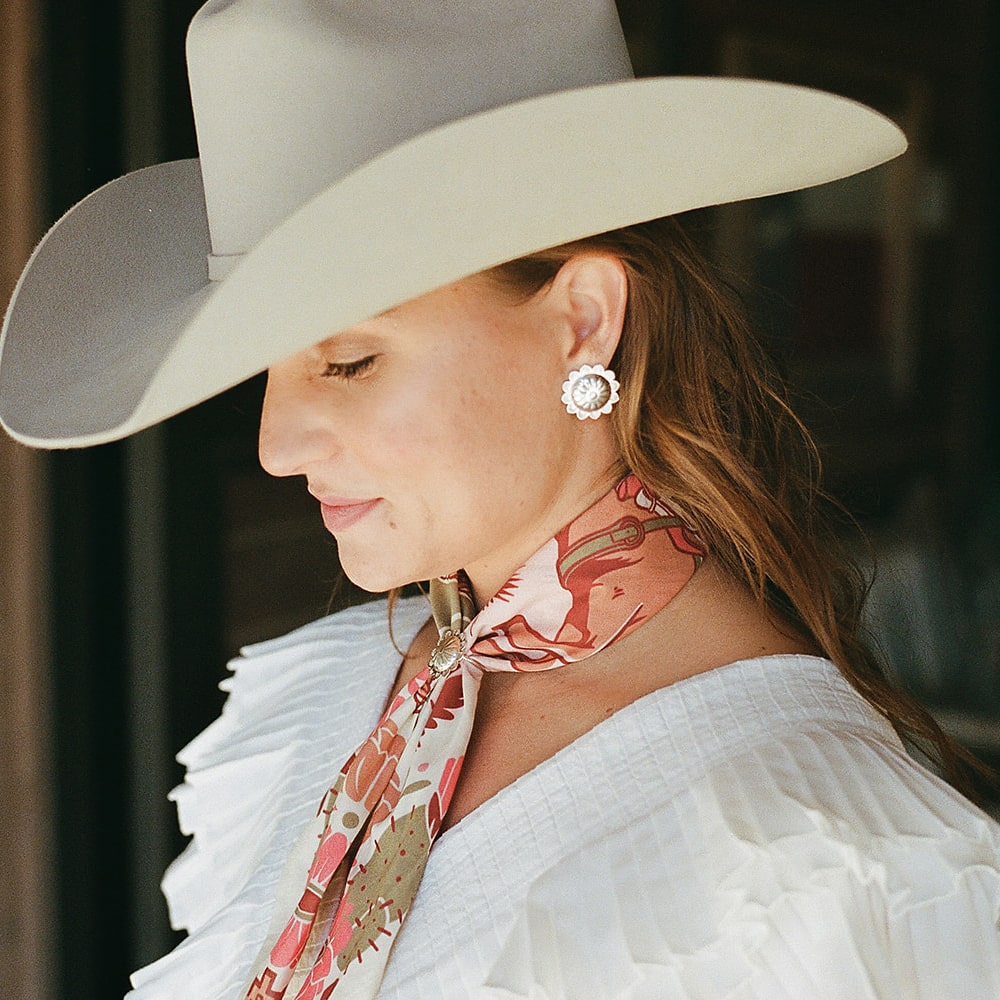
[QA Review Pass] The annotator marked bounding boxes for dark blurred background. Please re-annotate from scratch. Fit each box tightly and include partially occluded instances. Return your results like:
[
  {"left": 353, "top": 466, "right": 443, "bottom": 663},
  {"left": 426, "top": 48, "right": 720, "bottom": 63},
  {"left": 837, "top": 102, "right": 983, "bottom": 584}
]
[{"left": 0, "top": 1, "right": 996, "bottom": 997}]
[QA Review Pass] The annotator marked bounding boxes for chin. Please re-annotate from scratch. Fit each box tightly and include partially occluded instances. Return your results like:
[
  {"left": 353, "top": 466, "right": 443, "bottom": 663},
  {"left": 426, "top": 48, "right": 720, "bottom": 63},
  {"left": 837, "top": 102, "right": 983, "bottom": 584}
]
[
  {"left": 337, "top": 549, "right": 423, "bottom": 595},
  {"left": 339, "top": 563, "right": 402, "bottom": 595}
]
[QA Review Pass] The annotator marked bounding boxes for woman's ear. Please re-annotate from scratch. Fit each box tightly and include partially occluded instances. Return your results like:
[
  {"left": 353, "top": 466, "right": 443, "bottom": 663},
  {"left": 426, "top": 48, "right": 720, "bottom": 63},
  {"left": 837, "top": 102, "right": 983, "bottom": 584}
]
[{"left": 549, "top": 253, "right": 628, "bottom": 366}]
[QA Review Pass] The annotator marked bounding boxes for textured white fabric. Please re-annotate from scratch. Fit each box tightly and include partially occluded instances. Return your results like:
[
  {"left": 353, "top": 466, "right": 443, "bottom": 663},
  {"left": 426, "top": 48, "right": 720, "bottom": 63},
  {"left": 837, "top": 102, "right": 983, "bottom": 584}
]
[{"left": 128, "top": 596, "right": 1000, "bottom": 999}]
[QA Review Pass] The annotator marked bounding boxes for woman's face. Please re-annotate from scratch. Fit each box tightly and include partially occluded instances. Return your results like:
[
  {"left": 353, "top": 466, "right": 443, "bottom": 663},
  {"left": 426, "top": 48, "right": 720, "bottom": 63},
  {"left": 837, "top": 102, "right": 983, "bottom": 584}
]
[{"left": 258, "top": 268, "right": 623, "bottom": 601}]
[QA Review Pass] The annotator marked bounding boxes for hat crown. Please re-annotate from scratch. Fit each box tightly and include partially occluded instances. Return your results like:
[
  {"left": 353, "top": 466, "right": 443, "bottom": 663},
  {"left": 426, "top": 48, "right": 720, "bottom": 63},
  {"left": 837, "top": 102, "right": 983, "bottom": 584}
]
[{"left": 187, "top": 0, "right": 634, "bottom": 259}]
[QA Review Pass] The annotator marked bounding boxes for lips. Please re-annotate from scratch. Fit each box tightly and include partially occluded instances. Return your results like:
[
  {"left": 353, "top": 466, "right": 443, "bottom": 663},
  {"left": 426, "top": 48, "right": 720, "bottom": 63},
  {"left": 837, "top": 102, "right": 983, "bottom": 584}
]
[{"left": 317, "top": 497, "right": 382, "bottom": 533}]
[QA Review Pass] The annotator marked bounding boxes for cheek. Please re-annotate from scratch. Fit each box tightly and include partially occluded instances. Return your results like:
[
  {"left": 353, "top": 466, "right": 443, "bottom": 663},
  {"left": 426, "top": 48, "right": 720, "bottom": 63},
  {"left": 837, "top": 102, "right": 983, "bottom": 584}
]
[
  {"left": 356, "top": 329, "right": 568, "bottom": 499},
  {"left": 471, "top": 360, "right": 568, "bottom": 461},
  {"left": 352, "top": 375, "right": 480, "bottom": 543},
  {"left": 374, "top": 377, "right": 466, "bottom": 466}
]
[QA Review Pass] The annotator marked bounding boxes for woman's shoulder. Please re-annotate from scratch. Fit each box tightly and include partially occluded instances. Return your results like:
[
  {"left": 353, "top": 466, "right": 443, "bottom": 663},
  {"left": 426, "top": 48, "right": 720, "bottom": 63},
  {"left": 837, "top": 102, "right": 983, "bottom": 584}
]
[
  {"left": 172, "top": 590, "right": 431, "bottom": 822},
  {"left": 173, "top": 594, "right": 428, "bottom": 769},
  {"left": 475, "top": 656, "right": 1000, "bottom": 999},
  {"left": 620, "top": 652, "right": 1000, "bottom": 867},
  {"left": 128, "top": 596, "right": 431, "bottom": 999}
]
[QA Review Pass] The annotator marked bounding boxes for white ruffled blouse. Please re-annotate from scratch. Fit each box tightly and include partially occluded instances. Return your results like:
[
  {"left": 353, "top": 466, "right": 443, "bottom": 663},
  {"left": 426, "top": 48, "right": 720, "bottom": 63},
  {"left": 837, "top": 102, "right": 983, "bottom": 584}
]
[{"left": 128, "top": 596, "right": 1000, "bottom": 999}]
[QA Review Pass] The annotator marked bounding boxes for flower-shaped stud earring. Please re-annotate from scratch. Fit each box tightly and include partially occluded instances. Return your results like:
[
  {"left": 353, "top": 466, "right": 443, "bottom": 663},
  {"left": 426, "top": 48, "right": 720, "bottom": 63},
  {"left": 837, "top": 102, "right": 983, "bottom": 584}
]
[{"left": 561, "top": 363, "right": 620, "bottom": 420}]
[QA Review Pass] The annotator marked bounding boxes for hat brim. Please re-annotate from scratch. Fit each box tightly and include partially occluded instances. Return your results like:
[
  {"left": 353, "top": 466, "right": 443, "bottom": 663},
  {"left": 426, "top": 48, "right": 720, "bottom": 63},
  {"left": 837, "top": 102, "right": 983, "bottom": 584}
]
[{"left": 0, "top": 77, "right": 906, "bottom": 448}]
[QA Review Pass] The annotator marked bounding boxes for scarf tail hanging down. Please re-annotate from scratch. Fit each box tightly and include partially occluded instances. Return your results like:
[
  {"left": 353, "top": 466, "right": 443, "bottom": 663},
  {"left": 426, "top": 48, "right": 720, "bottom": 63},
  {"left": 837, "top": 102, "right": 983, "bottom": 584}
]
[{"left": 244, "top": 474, "right": 703, "bottom": 999}]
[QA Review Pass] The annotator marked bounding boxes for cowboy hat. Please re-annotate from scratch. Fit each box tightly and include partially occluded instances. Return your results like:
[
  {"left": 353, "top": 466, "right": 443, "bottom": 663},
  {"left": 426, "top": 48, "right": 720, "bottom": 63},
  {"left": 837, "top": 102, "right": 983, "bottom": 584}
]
[{"left": 0, "top": 0, "right": 906, "bottom": 449}]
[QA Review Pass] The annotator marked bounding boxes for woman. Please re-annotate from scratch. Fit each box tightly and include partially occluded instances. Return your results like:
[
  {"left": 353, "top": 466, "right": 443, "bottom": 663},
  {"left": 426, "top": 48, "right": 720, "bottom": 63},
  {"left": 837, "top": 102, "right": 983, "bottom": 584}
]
[{"left": 2, "top": 2, "right": 998, "bottom": 998}]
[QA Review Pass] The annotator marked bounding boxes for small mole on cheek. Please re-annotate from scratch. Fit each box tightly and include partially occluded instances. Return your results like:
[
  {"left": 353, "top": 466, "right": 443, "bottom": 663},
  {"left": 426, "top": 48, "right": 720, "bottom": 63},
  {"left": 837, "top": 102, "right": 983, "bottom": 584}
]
[{"left": 388, "top": 520, "right": 397, "bottom": 530}]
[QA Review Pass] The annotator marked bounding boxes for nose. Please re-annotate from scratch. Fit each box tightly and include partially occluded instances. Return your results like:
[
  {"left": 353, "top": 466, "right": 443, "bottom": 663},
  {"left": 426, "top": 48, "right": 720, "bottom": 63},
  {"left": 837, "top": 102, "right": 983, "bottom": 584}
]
[{"left": 258, "top": 363, "right": 338, "bottom": 478}]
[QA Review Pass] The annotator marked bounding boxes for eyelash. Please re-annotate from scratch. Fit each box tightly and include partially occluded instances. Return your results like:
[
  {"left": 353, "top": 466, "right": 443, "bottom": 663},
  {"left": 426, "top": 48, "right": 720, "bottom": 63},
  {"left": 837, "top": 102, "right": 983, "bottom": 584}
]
[{"left": 322, "top": 356, "right": 377, "bottom": 381}]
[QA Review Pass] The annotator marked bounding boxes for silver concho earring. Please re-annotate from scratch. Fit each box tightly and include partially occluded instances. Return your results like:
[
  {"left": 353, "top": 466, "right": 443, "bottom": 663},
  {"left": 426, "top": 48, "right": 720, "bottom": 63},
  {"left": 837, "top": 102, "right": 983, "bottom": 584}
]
[{"left": 561, "top": 363, "right": 620, "bottom": 420}]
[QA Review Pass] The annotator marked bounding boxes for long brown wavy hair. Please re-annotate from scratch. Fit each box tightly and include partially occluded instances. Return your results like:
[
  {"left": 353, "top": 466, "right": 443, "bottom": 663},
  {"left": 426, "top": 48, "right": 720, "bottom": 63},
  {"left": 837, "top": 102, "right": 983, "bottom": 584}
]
[{"left": 485, "top": 214, "right": 986, "bottom": 797}]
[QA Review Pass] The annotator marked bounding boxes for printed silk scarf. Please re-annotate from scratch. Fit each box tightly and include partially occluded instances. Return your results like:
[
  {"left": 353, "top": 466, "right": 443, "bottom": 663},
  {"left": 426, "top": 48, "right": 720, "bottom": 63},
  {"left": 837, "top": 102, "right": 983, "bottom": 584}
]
[{"left": 245, "top": 474, "right": 703, "bottom": 999}]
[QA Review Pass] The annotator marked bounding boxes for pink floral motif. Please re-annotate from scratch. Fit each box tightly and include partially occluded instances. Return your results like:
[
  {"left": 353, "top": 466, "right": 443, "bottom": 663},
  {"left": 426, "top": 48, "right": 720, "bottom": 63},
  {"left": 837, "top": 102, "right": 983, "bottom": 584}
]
[
  {"left": 370, "top": 767, "right": 401, "bottom": 826},
  {"left": 345, "top": 719, "right": 406, "bottom": 811},
  {"left": 423, "top": 672, "right": 464, "bottom": 731},
  {"left": 270, "top": 913, "right": 311, "bottom": 972},
  {"left": 309, "top": 829, "right": 348, "bottom": 887},
  {"left": 328, "top": 896, "right": 355, "bottom": 956},
  {"left": 386, "top": 668, "right": 435, "bottom": 717},
  {"left": 427, "top": 755, "right": 464, "bottom": 837},
  {"left": 267, "top": 825, "right": 348, "bottom": 970},
  {"left": 296, "top": 941, "right": 336, "bottom": 1000}
]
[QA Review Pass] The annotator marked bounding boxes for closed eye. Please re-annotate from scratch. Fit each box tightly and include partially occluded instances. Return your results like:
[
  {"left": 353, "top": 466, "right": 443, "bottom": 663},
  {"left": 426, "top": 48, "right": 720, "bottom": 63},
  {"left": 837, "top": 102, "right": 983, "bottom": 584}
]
[{"left": 322, "top": 356, "right": 378, "bottom": 381}]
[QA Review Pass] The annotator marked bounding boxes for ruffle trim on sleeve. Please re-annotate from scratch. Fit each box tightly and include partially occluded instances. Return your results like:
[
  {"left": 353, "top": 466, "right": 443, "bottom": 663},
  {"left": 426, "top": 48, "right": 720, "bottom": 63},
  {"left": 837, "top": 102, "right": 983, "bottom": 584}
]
[
  {"left": 477, "top": 718, "right": 1000, "bottom": 1000},
  {"left": 127, "top": 596, "right": 430, "bottom": 1000}
]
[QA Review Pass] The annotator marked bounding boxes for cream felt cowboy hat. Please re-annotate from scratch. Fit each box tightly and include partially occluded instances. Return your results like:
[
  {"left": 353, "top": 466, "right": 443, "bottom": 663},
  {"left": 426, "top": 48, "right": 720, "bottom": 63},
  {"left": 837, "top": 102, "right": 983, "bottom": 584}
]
[{"left": 0, "top": 0, "right": 906, "bottom": 449}]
